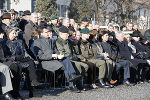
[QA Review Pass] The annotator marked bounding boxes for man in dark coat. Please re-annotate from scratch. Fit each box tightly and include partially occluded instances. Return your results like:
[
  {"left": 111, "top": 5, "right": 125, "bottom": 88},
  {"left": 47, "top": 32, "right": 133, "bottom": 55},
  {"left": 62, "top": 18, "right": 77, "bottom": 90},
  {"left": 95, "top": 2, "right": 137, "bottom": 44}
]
[
  {"left": 34, "top": 25, "right": 82, "bottom": 93},
  {"left": 115, "top": 31, "right": 150, "bottom": 83}
]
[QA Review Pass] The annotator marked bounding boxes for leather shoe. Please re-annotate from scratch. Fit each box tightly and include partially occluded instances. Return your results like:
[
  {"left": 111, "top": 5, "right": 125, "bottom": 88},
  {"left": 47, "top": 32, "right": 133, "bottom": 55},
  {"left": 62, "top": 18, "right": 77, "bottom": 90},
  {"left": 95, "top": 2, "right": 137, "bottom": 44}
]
[
  {"left": 123, "top": 80, "right": 135, "bottom": 86},
  {"left": 105, "top": 82, "right": 114, "bottom": 88},
  {"left": 69, "top": 75, "right": 82, "bottom": 82},
  {"left": 69, "top": 86, "right": 81, "bottom": 93},
  {"left": 99, "top": 79, "right": 111, "bottom": 88},
  {"left": 4, "top": 93, "right": 17, "bottom": 100}
]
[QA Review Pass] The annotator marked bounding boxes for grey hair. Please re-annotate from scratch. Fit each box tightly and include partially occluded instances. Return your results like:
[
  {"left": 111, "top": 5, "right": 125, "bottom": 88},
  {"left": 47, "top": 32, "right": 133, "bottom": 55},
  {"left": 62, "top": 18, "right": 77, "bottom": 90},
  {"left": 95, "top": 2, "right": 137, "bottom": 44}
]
[
  {"left": 31, "top": 12, "right": 37, "bottom": 17},
  {"left": 62, "top": 18, "right": 70, "bottom": 24},
  {"left": 115, "top": 31, "right": 123, "bottom": 38}
]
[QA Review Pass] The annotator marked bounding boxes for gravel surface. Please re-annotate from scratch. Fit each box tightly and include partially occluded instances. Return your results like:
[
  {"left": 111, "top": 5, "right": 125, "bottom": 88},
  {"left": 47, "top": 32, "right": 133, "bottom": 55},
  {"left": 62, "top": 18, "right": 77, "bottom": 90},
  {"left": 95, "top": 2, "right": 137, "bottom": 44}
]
[{"left": 20, "top": 82, "right": 150, "bottom": 100}]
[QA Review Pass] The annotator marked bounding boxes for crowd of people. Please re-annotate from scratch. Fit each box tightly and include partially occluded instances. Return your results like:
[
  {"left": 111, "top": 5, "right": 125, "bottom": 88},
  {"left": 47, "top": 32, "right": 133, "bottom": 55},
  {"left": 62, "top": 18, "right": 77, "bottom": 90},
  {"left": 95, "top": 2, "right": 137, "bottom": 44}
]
[{"left": 0, "top": 9, "right": 150, "bottom": 100}]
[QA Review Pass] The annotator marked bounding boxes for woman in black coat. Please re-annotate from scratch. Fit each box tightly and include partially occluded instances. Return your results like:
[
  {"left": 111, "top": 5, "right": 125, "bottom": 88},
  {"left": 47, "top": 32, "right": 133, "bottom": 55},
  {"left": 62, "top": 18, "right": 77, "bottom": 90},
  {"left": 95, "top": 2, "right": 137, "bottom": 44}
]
[{"left": 5, "top": 27, "right": 41, "bottom": 97}]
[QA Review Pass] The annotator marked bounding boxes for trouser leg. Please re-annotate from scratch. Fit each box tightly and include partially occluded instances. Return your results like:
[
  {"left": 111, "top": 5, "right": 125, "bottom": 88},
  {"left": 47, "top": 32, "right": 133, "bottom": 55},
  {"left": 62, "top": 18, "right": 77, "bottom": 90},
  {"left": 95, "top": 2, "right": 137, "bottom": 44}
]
[
  {"left": 89, "top": 59, "right": 106, "bottom": 80},
  {"left": 61, "top": 57, "right": 76, "bottom": 81},
  {"left": 105, "top": 60, "right": 114, "bottom": 81},
  {"left": 9, "top": 63, "right": 22, "bottom": 95},
  {"left": 116, "top": 60, "right": 130, "bottom": 80},
  {"left": 26, "top": 60, "right": 38, "bottom": 82},
  {"left": 0, "top": 63, "right": 13, "bottom": 94}
]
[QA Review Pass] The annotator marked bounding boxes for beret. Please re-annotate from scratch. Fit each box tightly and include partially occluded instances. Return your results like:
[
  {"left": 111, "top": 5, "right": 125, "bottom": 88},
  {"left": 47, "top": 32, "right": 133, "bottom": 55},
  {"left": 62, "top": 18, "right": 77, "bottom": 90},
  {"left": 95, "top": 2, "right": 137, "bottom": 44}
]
[
  {"left": 81, "top": 17, "right": 89, "bottom": 22},
  {"left": 23, "top": 10, "right": 31, "bottom": 16},
  {"left": 59, "top": 26, "right": 69, "bottom": 33},
  {"left": 80, "top": 28, "right": 90, "bottom": 34},
  {"left": 50, "top": 16, "right": 58, "bottom": 20}
]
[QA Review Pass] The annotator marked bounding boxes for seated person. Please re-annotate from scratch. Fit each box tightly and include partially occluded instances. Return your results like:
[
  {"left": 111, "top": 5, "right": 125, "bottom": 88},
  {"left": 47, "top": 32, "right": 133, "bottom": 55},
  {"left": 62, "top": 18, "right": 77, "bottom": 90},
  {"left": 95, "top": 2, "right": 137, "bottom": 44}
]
[
  {"left": 34, "top": 25, "right": 82, "bottom": 93},
  {"left": 4, "top": 26, "right": 42, "bottom": 97}
]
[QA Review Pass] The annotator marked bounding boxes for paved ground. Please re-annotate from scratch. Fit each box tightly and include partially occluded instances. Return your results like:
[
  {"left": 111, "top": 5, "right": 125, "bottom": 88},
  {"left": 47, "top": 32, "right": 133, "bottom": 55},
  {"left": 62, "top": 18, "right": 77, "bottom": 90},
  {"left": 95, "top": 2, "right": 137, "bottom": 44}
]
[{"left": 19, "top": 82, "right": 150, "bottom": 100}]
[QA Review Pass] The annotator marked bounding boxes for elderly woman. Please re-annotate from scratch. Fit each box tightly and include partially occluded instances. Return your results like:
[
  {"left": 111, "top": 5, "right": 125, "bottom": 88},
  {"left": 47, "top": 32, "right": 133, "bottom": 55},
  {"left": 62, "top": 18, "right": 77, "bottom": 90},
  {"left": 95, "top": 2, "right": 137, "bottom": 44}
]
[{"left": 5, "top": 26, "right": 42, "bottom": 97}]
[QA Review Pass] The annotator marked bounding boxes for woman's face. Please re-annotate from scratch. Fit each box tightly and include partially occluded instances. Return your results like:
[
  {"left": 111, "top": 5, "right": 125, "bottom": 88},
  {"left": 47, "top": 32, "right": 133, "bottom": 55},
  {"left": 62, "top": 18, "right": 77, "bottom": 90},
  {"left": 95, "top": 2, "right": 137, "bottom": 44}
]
[
  {"left": 124, "top": 34, "right": 131, "bottom": 42},
  {"left": 9, "top": 30, "right": 16, "bottom": 40}
]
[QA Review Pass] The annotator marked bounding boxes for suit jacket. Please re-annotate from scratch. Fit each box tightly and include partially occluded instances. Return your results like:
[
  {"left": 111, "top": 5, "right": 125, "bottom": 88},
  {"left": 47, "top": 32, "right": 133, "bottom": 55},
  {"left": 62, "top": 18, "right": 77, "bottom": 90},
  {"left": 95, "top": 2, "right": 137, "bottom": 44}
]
[{"left": 34, "top": 37, "right": 62, "bottom": 72}]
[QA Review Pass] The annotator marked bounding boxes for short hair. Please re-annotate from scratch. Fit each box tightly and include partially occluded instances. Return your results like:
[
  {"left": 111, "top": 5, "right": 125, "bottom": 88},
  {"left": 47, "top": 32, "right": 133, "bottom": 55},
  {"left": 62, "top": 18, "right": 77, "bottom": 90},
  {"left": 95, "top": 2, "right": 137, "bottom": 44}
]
[
  {"left": 115, "top": 31, "right": 123, "bottom": 37},
  {"left": 114, "top": 26, "right": 119, "bottom": 31},
  {"left": 31, "top": 12, "right": 37, "bottom": 17},
  {"left": 108, "top": 24, "right": 114, "bottom": 28},
  {"left": 62, "top": 18, "right": 69, "bottom": 25},
  {"left": 126, "top": 22, "right": 133, "bottom": 27}
]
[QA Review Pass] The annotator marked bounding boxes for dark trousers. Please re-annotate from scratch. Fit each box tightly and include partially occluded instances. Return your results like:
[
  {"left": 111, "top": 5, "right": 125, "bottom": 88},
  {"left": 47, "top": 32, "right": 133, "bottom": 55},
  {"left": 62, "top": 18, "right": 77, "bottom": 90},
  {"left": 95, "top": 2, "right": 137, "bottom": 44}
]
[
  {"left": 26, "top": 60, "right": 38, "bottom": 82},
  {"left": 82, "top": 61, "right": 96, "bottom": 84},
  {"left": 116, "top": 60, "right": 130, "bottom": 80},
  {"left": 61, "top": 57, "right": 76, "bottom": 87},
  {"left": 137, "top": 63, "right": 149, "bottom": 81},
  {"left": 8, "top": 63, "right": 22, "bottom": 96}
]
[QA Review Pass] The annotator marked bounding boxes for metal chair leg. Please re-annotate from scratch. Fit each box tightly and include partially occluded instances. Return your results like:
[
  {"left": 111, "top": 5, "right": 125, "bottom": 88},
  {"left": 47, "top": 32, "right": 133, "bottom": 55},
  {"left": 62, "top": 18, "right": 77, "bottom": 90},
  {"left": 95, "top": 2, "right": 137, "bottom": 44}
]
[{"left": 54, "top": 72, "right": 55, "bottom": 89}]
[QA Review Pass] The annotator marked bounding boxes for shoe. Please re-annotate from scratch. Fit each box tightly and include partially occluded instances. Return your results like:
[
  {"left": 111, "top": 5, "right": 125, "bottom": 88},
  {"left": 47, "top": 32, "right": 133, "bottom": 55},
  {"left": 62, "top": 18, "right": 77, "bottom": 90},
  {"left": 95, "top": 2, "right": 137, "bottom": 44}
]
[
  {"left": 110, "top": 80, "right": 117, "bottom": 85},
  {"left": 99, "top": 79, "right": 106, "bottom": 86},
  {"left": 69, "top": 75, "right": 82, "bottom": 82},
  {"left": 4, "top": 93, "right": 17, "bottom": 100},
  {"left": 147, "top": 80, "right": 150, "bottom": 83},
  {"left": 99, "top": 80, "right": 110, "bottom": 88},
  {"left": 31, "top": 80, "right": 43, "bottom": 87},
  {"left": 105, "top": 82, "right": 114, "bottom": 88},
  {"left": 90, "top": 84, "right": 99, "bottom": 89},
  {"left": 69, "top": 86, "right": 81, "bottom": 93},
  {"left": 123, "top": 80, "right": 135, "bottom": 86}
]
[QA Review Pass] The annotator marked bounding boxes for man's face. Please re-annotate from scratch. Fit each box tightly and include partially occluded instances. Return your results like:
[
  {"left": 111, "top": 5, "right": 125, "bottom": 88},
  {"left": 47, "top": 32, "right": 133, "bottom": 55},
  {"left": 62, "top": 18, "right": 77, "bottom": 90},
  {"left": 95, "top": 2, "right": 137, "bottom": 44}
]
[
  {"left": 41, "top": 28, "right": 49, "bottom": 39},
  {"left": 127, "top": 24, "right": 133, "bottom": 31},
  {"left": 94, "top": 25, "right": 99, "bottom": 30},
  {"left": 25, "top": 15, "right": 31, "bottom": 21},
  {"left": 108, "top": 26, "right": 114, "bottom": 32},
  {"left": 133, "top": 25, "right": 138, "bottom": 30},
  {"left": 3, "top": 19, "right": 11, "bottom": 25},
  {"left": 88, "top": 24, "right": 93, "bottom": 31},
  {"left": 82, "top": 33, "right": 90, "bottom": 40},
  {"left": 76, "top": 31, "right": 81, "bottom": 40},
  {"left": 51, "top": 19, "right": 58, "bottom": 25},
  {"left": 82, "top": 21, "right": 88, "bottom": 26},
  {"left": 63, "top": 20, "right": 70, "bottom": 27},
  {"left": 48, "top": 31, "right": 53, "bottom": 39},
  {"left": 118, "top": 33, "right": 124, "bottom": 42},
  {"left": 31, "top": 14, "right": 38, "bottom": 24},
  {"left": 70, "top": 19, "right": 75, "bottom": 25},
  {"left": 60, "top": 32, "right": 69, "bottom": 40}
]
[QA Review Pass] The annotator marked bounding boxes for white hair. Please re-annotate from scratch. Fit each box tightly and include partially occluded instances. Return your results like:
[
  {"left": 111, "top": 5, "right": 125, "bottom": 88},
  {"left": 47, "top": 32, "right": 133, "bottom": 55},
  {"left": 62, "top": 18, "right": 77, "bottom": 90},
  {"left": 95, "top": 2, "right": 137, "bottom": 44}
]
[
  {"left": 62, "top": 18, "right": 70, "bottom": 24},
  {"left": 31, "top": 12, "right": 38, "bottom": 17},
  {"left": 115, "top": 31, "right": 123, "bottom": 38}
]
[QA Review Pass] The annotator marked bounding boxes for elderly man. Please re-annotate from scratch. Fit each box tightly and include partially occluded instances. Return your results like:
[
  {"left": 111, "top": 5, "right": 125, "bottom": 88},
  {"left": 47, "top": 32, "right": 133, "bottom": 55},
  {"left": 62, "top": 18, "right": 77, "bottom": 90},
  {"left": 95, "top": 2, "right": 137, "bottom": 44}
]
[{"left": 34, "top": 25, "right": 82, "bottom": 93}]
